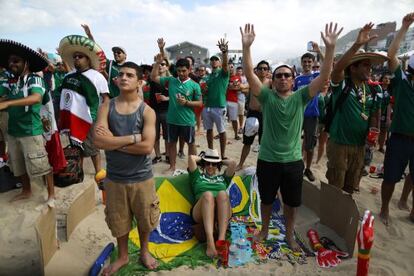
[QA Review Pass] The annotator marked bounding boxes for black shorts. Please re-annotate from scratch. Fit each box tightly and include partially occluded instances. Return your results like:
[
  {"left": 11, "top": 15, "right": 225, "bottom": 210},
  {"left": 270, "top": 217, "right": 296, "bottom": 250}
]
[
  {"left": 156, "top": 110, "right": 168, "bottom": 140},
  {"left": 167, "top": 123, "right": 195, "bottom": 144},
  {"left": 256, "top": 159, "right": 304, "bottom": 207},
  {"left": 243, "top": 110, "right": 263, "bottom": 145},
  {"left": 383, "top": 133, "right": 414, "bottom": 184},
  {"left": 303, "top": 116, "right": 318, "bottom": 151}
]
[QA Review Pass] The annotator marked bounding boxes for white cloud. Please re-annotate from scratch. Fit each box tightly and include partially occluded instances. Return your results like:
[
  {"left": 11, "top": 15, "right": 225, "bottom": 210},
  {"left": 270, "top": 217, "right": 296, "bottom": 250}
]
[{"left": 0, "top": 0, "right": 412, "bottom": 64}]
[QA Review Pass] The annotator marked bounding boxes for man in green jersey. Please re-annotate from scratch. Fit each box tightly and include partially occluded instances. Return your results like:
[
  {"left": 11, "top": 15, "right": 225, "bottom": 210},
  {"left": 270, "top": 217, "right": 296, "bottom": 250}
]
[
  {"left": 202, "top": 39, "right": 230, "bottom": 159},
  {"left": 240, "top": 22, "right": 341, "bottom": 251},
  {"left": 327, "top": 23, "right": 386, "bottom": 194},
  {"left": 0, "top": 39, "right": 54, "bottom": 202},
  {"left": 151, "top": 55, "right": 202, "bottom": 173},
  {"left": 380, "top": 12, "right": 414, "bottom": 225}
]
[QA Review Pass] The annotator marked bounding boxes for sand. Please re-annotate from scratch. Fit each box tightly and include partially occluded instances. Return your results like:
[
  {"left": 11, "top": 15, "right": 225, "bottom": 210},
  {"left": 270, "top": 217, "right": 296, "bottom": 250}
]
[{"left": 1, "top": 123, "right": 413, "bottom": 276}]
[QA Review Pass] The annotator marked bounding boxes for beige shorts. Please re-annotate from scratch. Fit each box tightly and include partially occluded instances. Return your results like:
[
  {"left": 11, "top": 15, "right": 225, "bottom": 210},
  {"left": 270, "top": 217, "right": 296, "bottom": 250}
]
[
  {"left": 82, "top": 127, "right": 100, "bottom": 157},
  {"left": 238, "top": 100, "right": 245, "bottom": 116},
  {"left": 0, "top": 111, "right": 8, "bottom": 142},
  {"left": 7, "top": 135, "right": 51, "bottom": 178},
  {"left": 104, "top": 178, "right": 160, "bottom": 238},
  {"left": 326, "top": 140, "right": 364, "bottom": 193}
]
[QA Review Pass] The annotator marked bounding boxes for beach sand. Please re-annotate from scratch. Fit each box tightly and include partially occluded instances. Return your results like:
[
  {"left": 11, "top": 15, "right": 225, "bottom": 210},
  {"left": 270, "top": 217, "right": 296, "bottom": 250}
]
[{"left": 2, "top": 124, "right": 412, "bottom": 275}]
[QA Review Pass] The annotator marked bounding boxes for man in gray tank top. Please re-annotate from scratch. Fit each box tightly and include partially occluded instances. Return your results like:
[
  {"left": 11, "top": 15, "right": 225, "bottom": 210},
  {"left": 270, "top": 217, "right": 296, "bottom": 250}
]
[{"left": 93, "top": 62, "right": 159, "bottom": 273}]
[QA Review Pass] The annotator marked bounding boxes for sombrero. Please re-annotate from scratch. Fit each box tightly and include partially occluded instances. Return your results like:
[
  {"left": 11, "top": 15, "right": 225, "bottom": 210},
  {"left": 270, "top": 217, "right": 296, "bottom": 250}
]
[
  {"left": 0, "top": 39, "right": 48, "bottom": 72},
  {"left": 58, "top": 35, "right": 106, "bottom": 71},
  {"left": 346, "top": 52, "right": 389, "bottom": 68}
]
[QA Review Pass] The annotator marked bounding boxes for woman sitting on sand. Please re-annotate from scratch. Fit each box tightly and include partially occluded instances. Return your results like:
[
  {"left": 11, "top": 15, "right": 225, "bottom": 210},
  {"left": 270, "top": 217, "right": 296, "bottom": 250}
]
[{"left": 188, "top": 149, "right": 236, "bottom": 257}]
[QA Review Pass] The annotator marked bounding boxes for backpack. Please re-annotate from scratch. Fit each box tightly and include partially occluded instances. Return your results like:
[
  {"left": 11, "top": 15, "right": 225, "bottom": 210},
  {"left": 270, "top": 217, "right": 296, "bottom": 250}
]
[
  {"left": 323, "top": 79, "right": 378, "bottom": 133},
  {"left": 53, "top": 143, "right": 84, "bottom": 187}
]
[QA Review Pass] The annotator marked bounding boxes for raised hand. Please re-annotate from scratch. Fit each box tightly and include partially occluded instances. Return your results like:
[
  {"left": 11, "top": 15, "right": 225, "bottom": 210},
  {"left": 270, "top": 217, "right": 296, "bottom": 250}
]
[
  {"left": 355, "top": 23, "right": 377, "bottom": 46},
  {"left": 157, "top": 38, "right": 165, "bottom": 50},
  {"left": 154, "top": 53, "right": 163, "bottom": 64},
  {"left": 217, "top": 38, "right": 228, "bottom": 53},
  {"left": 240, "top": 24, "right": 256, "bottom": 48},
  {"left": 81, "top": 24, "right": 92, "bottom": 35},
  {"left": 320, "top": 22, "right": 343, "bottom": 49},
  {"left": 402, "top": 12, "right": 414, "bottom": 28}
]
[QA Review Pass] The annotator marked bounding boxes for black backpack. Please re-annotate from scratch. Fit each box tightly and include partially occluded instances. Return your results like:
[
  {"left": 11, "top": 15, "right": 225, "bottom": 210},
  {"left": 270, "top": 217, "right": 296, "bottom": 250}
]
[{"left": 323, "top": 79, "right": 378, "bottom": 133}]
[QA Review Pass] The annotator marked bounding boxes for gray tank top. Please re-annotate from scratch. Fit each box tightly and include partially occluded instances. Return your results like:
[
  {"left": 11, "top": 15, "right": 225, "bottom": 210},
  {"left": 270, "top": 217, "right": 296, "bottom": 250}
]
[{"left": 105, "top": 99, "right": 153, "bottom": 183}]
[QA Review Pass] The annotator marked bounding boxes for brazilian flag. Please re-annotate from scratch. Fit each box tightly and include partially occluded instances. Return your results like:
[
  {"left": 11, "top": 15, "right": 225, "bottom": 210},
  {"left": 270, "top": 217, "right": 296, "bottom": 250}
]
[{"left": 113, "top": 173, "right": 253, "bottom": 275}]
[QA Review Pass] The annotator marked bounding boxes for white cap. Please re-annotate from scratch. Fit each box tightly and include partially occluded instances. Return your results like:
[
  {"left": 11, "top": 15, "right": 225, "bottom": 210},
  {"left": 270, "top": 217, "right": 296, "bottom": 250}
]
[{"left": 244, "top": 117, "right": 259, "bottom": 137}]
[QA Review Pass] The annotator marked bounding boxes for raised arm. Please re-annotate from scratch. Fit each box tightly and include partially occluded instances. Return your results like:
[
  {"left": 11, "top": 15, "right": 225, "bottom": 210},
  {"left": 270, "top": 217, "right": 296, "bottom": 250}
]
[
  {"left": 217, "top": 38, "right": 229, "bottom": 73},
  {"left": 188, "top": 155, "right": 201, "bottom": 173},
  {"left": 81, "top": 24, "right": 95, "bottom": 42},
  {"left": 312, "top": 42, "right": 324, "bottom": 62},
  {"left": 150, "top": 53, "right": 163, "bottom": 84},
  {"left": 240, "top": 24, "right": 262, "bottom": 97},
  {"left": 388, "top": 12, "right": 414, "bottom": 72},
  {"left": 331, "top": 23, "right": 377, "bottom": 83},
  {"left": 308, "top": 22, "right": 343, "bottom": 97},
  {"left": 157, "top": 38, "right": 166, "bottom": 58}
]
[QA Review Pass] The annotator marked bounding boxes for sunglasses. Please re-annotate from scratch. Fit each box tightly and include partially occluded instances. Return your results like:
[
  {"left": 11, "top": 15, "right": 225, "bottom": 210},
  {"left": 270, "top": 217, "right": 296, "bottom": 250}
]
[
  {"left": 312, "top": 66, "right": 320, "bottom": 69},
  {"left": 274, "top": 73, "right": 293, "bottom": 79},
  {"left": 73, "top": 54, "right": 86, "bottom": 59},
  {"left": 160, "top": 63, "right": 167, "bottom": 66},
  {"left": 257, "top": 67, "right": 269, "bottom": 71},
  {"left": 205, "top": 161, "right": 218, "bottom": 167}
]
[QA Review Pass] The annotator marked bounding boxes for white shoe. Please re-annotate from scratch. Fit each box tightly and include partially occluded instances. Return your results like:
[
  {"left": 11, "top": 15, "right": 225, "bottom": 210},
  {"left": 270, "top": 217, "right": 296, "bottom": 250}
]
[{"left": 252, "top": 145, "right": 260, "bottom": 153}]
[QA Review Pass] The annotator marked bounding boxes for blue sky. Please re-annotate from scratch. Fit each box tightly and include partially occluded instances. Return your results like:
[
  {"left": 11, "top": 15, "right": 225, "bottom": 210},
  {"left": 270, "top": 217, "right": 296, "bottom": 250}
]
[{"left": 1, "top": 0, "right": 412, "bottom": 65}]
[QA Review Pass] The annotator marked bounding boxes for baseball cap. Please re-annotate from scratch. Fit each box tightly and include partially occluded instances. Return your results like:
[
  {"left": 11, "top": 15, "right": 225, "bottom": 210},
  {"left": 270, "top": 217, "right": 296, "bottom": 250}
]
[
  {"left": 112, "top": 46, "right": 127, "bottom": 55},
  {"left": 210, "top": 55, "right": 221, "bottom": 62}
]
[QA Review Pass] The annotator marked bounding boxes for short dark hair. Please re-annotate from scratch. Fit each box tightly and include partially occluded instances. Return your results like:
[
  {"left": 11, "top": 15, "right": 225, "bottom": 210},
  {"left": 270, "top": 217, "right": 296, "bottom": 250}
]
[
  {"left": 185, "top": 56, "right": 195, "bottom": 65},
  {"left": 301, "top": 53, "right": 315, "bottom": 61},
  {"left": 176, "top": 58, "right": 190, "bottom": 69},
  {"left": 256, "top": 60, "right": 270, "bottom": 69},
  {"left": 236, "top": 66, "right": 243, "bottom": 70},
  {"left": 120, "top": 62, "right": 143, "bottom": 79}
]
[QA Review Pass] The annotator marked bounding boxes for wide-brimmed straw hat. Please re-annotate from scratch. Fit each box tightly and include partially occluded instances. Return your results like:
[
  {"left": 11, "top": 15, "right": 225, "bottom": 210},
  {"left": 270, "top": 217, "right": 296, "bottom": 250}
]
[
  {"left": 58, "top": 35, "right": 106, "bottom": 71},
  {"left": 202, "top": 149, "right": 222, "bottom": 163},
  {"left": 346, "top": 52, "right": 389, "bottom": 68},
  {"left": 0, "top": 39, "right": 48, "bottom": 72}
]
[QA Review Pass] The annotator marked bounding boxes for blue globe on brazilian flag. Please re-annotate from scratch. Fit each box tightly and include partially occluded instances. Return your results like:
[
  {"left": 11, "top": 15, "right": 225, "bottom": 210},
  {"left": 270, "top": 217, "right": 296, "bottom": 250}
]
[{"left": 113, "top": 172, "right": 254, "bottom": 274}]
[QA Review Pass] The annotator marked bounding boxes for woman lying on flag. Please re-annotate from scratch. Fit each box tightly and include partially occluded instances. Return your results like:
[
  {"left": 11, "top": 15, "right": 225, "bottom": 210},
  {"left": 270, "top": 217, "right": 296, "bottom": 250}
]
[{"left": 188, "top": 149, "right": 236, "bottom": 257}]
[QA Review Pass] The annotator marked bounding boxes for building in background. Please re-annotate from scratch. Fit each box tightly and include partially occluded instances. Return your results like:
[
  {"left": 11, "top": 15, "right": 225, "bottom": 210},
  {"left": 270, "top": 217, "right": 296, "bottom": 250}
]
[{"left": 165, "top": 41, "right": 209, "bottom": 67}]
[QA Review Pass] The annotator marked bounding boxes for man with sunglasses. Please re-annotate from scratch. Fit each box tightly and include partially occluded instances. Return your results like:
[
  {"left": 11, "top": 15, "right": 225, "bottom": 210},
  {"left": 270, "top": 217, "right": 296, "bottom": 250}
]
[
  {"left": 235, "top": 60, "right": 270, "bottom": 170},
  {"left": 240, "top": 22, "right": 342, "bottom": 251},
  {"left": 58, "top": 34, "right": 109, "bottom": 182},
  {"left": 81, "top": 24, "right": 126, "bottom": 98},
  {"left": 202, "top": 39, "right": 230, "bottom": 159}
]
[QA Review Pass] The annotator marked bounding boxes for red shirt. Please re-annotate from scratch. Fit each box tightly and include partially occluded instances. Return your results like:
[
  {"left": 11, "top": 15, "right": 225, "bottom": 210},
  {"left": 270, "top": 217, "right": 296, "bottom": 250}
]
[{"left": 226, "top": 75, "right": 241, "bottom": 103}]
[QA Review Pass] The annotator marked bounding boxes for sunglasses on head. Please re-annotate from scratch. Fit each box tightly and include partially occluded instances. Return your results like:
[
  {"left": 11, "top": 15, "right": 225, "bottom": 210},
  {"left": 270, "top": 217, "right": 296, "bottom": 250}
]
[
  {"left": 274, "top": 72, "right": 293, "bottom": 79},
  {"left": 257, "top": 67, "right": 269, "bottom": 71},
  {"left": 73, "top": 54, "right": 86, "bottom": 59}
]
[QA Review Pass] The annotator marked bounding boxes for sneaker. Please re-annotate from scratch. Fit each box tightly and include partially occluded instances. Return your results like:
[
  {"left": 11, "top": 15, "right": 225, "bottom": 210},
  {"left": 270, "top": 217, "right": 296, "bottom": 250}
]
[
  {"left": 304, "top": 168, "right": 316, "bottom": 182},
  {"left": 252, "top": 144, "right": 260, "bottom": 153},
  {"left": 178, "top": 151, "right": 186, "bottom": 159},
  {"left": 152, "top": 156, "right": 162, "bottom": 164}
]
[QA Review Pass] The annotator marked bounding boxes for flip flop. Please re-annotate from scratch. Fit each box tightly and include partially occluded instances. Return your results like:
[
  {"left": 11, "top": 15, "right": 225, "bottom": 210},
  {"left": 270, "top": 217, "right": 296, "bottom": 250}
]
[{"left": 320, "top": 237, "right": 349, "bottom": 259}]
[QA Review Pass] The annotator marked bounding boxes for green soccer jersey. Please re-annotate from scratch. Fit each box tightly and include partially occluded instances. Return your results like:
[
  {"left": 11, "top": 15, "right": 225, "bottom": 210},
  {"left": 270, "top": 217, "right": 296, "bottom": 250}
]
[
  {"left": 189, "top": 168, "right": 232, "bottom": 201},
  {"left": 106, "top": 59, "right": 121, "bottom": 98},
  {"left": 329, "top": 80, "right": 379, "bottom": 145},
  {"left": 389, "top": 65, "right": 414, "bottom": 135},
  {"left": 257, "top": 86, "right": 310, "bottom": 163},
  {"left": 0, "top": 73, "right": 45, "bottom": 137},
  {"left": 205, "top": 68, "right": 230, "bottom": 108},
  {"left": 160, "top": 76, "right": 201, "bottom": 126}
]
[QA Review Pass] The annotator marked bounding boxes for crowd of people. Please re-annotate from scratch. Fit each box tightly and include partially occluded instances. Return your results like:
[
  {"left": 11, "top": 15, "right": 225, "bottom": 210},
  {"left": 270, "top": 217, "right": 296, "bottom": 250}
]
[{"left": 0, "top": 12, "right": 414, "bottom": 275}]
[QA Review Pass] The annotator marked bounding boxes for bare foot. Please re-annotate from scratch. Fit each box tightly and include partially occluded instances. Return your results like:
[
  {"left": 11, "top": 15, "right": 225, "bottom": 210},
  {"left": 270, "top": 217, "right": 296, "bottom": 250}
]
[
  {"left": 379, "top": 210, "right": 389, "bottom": 226},
  {"left": 10, "top": 191, "right": 32, "bottom": 202},
  {"left": 235, "top": 164, "right": 244, "bottom": 171},
  {"left": 206, "top": 244, "right": 218, "bottom": 258},
  {"left": 253, "top": 229, "right": 268, "bottom": 242},
  {"left": 140, "top": 251, "right": 158, "bottom": 270},
  {"left": 163, "top": 166, "right": 175, "bottom": 174},
  {"left": 286, "top": 236, "right": 301, "bottom": 253},
  {"left": 102, "top": 256, "right": 129, "bottom": 276},
  {"left": 397, "top": 201, "right": 410, "bottom": 211}
]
